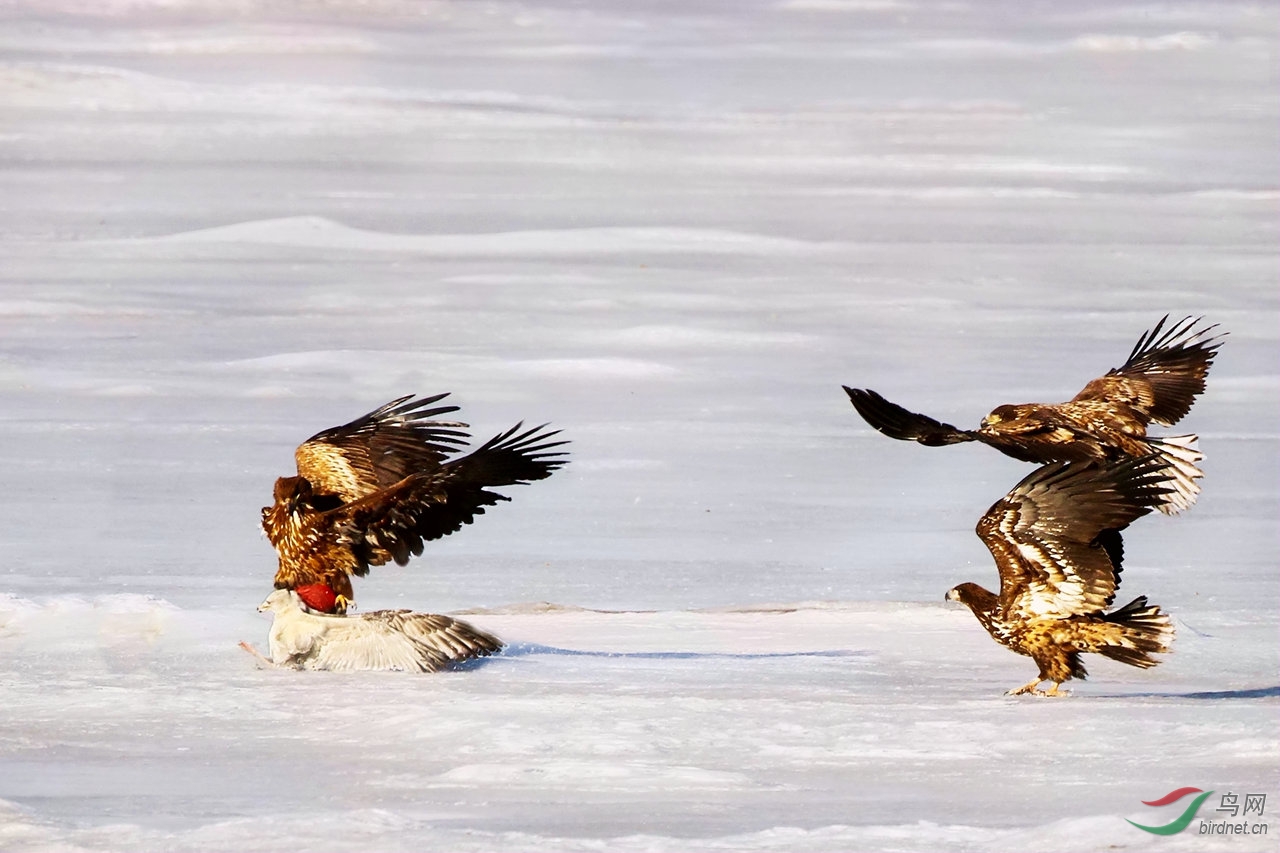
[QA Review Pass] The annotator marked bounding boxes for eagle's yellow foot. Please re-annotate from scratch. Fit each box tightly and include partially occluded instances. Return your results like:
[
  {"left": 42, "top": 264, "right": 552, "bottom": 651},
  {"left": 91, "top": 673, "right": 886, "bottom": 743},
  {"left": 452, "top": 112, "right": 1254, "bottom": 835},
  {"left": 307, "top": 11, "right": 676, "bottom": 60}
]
[
  {"left": 1007, "top": 680, "right": 1070, "bottom": 698},
  {"left": 1007, "top": 679, "right": 1044, "bottom": 696},
  {"left": 333, "top": 594, "right": 351, "bottom": 614}
]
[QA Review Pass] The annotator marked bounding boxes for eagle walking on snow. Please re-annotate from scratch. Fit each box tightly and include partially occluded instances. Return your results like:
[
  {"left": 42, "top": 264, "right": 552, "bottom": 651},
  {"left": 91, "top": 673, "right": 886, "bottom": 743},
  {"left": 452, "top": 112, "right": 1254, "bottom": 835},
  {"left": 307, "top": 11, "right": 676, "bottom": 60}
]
[{"left": 946, "top": 455, "right": 1176, "bottom": 696}]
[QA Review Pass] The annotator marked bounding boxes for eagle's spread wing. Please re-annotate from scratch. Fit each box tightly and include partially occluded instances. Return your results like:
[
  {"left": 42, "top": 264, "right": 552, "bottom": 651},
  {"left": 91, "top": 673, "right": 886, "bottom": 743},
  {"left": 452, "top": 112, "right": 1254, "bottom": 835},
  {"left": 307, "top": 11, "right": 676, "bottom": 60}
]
[
  {"left": 848, "top": 388, "right": 1102, "bottom": 463},
  {"left": 844, "top": 387, "right": 977, "bottom": 447},
  {"left": 975, "top": 456, "right": 1171, "bottom": 620},
  {"left": 294, "top": 394, "right": 471, "bottom": 503},
  {"left": 266, "top": 398, "right": 568, "bottom": 612},
  {"left": 1072, "top": 315, "right": 1224, "bottom": 427},
  {"left": 331, "top": 422, "right": 569, "bottom": 573}
]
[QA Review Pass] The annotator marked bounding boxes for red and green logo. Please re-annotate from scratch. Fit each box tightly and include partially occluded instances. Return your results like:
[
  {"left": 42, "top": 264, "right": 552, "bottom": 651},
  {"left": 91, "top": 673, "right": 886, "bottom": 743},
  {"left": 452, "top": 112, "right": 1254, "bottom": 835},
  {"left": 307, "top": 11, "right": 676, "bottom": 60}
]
[{"left": 1127, "top": 788, "right": 1214, "bottom": 835}]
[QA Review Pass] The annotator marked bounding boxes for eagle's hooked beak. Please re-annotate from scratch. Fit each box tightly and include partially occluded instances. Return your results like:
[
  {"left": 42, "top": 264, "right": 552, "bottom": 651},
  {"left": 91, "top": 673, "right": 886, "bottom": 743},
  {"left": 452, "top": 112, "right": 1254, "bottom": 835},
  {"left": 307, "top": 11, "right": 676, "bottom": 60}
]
[
  {"left": 272, "top": 476, "right": 311, "bottom": 518},
  {"left": 944, "top": 588, "right": 961, "bottom": 603}
]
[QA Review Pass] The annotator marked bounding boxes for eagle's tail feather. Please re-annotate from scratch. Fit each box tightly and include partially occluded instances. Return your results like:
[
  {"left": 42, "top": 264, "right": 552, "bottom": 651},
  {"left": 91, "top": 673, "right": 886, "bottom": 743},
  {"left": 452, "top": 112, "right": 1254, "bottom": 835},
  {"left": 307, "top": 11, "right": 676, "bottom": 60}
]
[
  {"left": 1147, "top": 433, "right": 1203, "bottom": 515},
  {"left": 1096, "top": 595, "right": 1175, "bottom": 669}
]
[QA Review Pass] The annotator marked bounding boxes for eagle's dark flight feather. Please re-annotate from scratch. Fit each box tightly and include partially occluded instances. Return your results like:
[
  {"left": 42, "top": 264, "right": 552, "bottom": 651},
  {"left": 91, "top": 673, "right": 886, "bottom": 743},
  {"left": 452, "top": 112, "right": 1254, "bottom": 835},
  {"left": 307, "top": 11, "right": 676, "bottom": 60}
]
[{"left": 845, "top": 315, "right": 1224, "bottom": 513}]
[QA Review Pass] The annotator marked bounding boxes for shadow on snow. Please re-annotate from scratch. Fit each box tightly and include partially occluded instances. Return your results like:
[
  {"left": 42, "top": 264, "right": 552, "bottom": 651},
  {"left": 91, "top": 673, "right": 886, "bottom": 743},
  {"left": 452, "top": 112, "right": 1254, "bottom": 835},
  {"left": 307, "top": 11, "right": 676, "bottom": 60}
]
[
  {"left": 1095, "top": 685, "right": 1280, "bottom": 700},
  {"left": 497, "top": 642, "right": 866, "bottom": 661}
]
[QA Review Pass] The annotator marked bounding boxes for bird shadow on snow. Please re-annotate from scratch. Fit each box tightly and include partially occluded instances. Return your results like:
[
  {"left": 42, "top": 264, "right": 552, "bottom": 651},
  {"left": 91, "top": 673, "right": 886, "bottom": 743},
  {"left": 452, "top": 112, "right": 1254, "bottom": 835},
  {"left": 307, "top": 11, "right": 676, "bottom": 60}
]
[
  {"left": 1092, "top": 685, "right": 1280, "bottom": 701},
  {"left": 495, "top": 643, "right": 867, "bottom": 662}
]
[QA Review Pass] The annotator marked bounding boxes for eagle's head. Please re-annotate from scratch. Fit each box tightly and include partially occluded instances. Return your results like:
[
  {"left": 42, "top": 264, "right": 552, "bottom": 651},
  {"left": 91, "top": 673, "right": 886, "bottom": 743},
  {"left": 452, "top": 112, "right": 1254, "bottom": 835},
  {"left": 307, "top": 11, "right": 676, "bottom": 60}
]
[
  {"left": 272, "top": 476, "right": 313, "bottom": 515},
  {"left": 945, "top": 582, "right": 997, "bottom": 614},
  {"left": 981, "top": 404, "right": 1020, "bottom": 429}
]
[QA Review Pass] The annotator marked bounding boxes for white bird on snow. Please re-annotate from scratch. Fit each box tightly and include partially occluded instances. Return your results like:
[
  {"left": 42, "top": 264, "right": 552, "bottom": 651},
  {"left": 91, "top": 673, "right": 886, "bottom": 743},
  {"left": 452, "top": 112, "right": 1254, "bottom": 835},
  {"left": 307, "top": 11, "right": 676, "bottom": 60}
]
[{"left": 241, "top": 588, "right": 503, "bottom": 672}]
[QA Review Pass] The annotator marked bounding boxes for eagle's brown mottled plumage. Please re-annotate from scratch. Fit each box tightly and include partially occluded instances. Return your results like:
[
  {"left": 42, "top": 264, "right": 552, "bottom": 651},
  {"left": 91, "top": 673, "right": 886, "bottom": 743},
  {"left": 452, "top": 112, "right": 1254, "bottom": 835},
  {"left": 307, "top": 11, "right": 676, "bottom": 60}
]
[
  {"left": 262, "top": 395, "right": 568, "bottom": 613},
  {"left": 946, "top": 456, "right": 1176, "bottom": 697},
  {"left": 845, "top": 315, "right": 1224, "bottom": 514},
  {"left": 291, "top": 393, "right": 470, "bottom": 504}
]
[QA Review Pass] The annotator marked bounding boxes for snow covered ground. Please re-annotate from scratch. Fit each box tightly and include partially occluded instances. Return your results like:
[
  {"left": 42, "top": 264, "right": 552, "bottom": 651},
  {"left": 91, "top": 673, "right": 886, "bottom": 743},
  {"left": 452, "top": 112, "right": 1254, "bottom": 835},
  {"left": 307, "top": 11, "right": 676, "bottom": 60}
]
[{"left": 1, "top": 0, "right": 1277, "bottom": 850}]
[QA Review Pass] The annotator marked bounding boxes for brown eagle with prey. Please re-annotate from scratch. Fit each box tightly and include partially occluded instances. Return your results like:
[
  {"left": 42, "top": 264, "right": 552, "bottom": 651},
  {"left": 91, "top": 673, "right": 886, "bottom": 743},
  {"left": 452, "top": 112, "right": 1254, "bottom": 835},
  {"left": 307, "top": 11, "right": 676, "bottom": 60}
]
[
  {"left": 946, "top": 455, "right": 1175, "bottom": 696},
  {"left": 262, "top": 394, "right": 567, "bottom": 614},
  {"left": 845, "top": 315, "right": 1223, "bottom": 514}
]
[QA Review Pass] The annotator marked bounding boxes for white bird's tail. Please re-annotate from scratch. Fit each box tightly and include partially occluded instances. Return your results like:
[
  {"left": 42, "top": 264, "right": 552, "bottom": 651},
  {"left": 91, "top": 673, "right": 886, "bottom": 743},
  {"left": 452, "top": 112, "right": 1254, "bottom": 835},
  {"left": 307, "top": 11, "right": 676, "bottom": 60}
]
[
  {"left": 1148, "top": 433, "right": 1203, "bottom": 515},
  {"left": 397, "top": 612, "right": 504, "bottom": 665}
]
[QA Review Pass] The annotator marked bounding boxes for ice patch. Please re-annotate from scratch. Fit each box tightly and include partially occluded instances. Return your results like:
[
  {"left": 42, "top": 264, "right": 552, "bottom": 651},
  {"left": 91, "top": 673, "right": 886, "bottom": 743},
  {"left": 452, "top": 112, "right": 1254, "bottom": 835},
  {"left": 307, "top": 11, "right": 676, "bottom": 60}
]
[
  {"left": 0, "top": 594, "right": 178, "bottom": 633},
  {"left": 569, "top": 458, "right": 668, "bottom": 473},
  {"left": 599, "top": 325, "right": 813, "bottom": 350},
  {"left": 0, "top": 29, "right": 381, "bottom": 56},
  {"left": 96, "top": 384, "right": 160, "bottom": 397},
  {"left": 0, "top": 804, "right": 1268, "bottom": 852},
  {"left": 432, "top": 761, "right": 750, "bottom": 789},
  {"left": 779, "top": 0, "right": 912, "bottom": 12},
  {"left": 0, "top": 300, "right": 100, "bottom": 317},
  {"left": 137, "top": 217, "right": 824, "bottom": 257},
  {"left": 1071, "top": 32, "right": 1219, "bottom": 53},
  {"left": 692, "top": 153, "right": 1136, "bottom": 179},
  {"left": 505, "top": 356, "right": 681, "bottom": 380}
]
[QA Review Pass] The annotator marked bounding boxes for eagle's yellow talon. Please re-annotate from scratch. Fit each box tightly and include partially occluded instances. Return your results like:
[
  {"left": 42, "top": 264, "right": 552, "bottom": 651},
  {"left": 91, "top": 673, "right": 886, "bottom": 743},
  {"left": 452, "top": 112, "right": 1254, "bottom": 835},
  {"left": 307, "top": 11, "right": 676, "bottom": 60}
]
[
  {"left": 1006, "top": 680, "right": 1043, "bottom": 696},
  {"left": 334, "top": 595, "right": 350, "bottom": 614},
  {"left": 1006, "top": 680, "right": 1070, "bottom": 698}
]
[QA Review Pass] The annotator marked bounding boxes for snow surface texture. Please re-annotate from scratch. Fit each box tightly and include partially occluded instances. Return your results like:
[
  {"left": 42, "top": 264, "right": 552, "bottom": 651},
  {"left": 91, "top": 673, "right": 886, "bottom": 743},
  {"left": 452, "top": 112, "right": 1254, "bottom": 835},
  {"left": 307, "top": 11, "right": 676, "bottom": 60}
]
[{"left": 1, "top": 1, "right": 1277, "bottom": 850}]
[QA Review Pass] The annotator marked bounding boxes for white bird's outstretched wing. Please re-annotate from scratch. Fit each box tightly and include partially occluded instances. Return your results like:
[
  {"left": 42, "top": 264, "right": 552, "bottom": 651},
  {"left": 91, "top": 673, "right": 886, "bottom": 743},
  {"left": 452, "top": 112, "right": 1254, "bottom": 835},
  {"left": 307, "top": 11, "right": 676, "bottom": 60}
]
[{"left": 309, "top": 610, "right": 502, "bottom": 672}]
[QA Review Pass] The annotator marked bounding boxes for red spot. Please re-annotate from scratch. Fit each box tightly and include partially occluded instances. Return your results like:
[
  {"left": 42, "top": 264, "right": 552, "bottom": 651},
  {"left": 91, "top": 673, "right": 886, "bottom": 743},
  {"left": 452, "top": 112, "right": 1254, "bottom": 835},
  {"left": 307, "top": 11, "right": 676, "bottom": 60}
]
[
  {"left": 1142, "top": 787, "right": 1204, "bottom": 807},
  {"left": 294, "top": 583, "right": 338, "bottom": 613}
]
